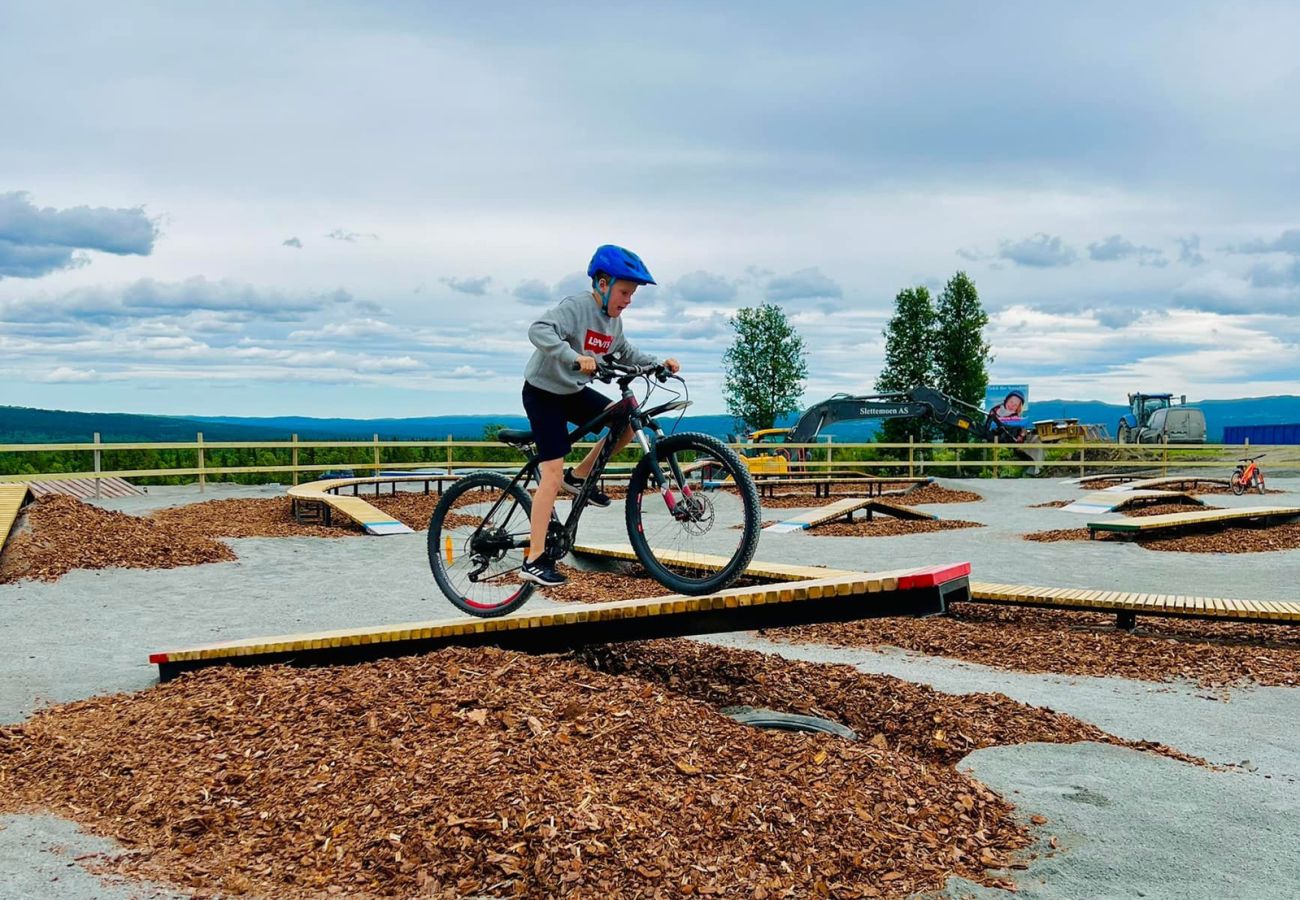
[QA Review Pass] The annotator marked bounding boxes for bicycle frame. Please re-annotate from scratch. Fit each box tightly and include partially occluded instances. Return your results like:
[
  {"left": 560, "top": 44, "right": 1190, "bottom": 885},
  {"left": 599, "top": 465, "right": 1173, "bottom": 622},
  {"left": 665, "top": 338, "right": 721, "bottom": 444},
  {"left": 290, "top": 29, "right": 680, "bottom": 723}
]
[{"left": 467, "top": 368, "right": 693, "bottom": 574}]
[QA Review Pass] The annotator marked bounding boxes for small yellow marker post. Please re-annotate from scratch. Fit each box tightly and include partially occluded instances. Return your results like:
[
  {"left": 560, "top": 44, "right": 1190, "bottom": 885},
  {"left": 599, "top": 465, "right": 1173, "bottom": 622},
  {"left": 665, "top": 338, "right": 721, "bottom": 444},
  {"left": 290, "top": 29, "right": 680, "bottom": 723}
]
[{"left": 444, "top": 535, "right": 454, "bottom": 564}]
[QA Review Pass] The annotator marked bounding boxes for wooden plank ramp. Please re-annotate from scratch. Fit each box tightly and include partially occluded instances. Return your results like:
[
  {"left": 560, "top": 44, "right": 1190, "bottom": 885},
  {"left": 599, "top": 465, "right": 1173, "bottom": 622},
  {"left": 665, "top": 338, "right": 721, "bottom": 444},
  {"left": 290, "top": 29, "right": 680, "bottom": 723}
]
[
  {"left": 150, "top": 558, "right": 971, "bottom": 681},
  {"left": 0, "top": 484, "right": 32, "bottom": 555},
  {"left": 1088, "top": 505, "right": 1300, "bottom": 538},
  {"left": 1102, "top": 476, "right": 1232, "bottom": 493},
  {"left": 765, "top": 497, "right": 876, "bottom": 532},
  {"left": 970, "top": 580, "right": 1300, "bottom": 627},
  {"left": 1061, "top": 490, "right": 1202, "bottom": 515}
]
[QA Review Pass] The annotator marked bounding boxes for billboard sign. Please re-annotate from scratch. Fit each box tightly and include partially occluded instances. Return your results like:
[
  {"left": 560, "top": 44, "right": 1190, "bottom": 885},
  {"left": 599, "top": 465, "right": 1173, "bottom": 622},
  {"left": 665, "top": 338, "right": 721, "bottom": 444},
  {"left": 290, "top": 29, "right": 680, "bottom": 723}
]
[{"left": 985, "top": 384, "right": 1029, "bottom": 424}]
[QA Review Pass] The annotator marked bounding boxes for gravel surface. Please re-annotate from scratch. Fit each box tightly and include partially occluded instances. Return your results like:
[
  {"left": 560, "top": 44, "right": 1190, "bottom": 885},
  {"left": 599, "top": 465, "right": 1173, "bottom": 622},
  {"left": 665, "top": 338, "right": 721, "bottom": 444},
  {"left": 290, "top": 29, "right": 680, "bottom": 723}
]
[{"left": 1, "top": 475, "right": 1298, "bottom": 898}]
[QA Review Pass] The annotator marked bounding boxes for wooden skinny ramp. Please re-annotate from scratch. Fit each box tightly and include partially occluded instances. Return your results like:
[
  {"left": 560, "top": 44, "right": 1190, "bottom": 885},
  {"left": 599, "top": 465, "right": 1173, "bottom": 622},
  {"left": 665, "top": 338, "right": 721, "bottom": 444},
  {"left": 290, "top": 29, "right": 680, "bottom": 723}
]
[
  {"left": 0, "top": 484, "right": 31, "bottom": 555},
  {"left": 1061, "top": 490, "right": 1202, "bottom": 515},
  {"left": 970, "top": 581, "right": 1300, "bottom": 628},
  {"left": 1060, "top": 472, "right": 1155, "bottom": 486},
  {"left": 1102, "top": 476, "right": 1232, "bottom": 493},
  {"left": 572, "top": 542, "right": 860, "bottom": 581},
  {"left": 765, "top": 497, "right": 875, "bottom": 533},
  {"left": 150, "top": 563, "right": 971, "bottom": 681},
  {"left": 1088, "top": 505, "right": 1300, "bottom": 539}
]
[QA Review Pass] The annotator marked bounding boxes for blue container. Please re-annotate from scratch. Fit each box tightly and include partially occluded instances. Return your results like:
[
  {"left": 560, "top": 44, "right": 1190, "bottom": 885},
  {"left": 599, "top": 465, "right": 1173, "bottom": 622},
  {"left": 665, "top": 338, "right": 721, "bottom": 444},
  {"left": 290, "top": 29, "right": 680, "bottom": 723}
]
[{"left": 1223, "top": 424, "right": 1300, "bottom": 444}]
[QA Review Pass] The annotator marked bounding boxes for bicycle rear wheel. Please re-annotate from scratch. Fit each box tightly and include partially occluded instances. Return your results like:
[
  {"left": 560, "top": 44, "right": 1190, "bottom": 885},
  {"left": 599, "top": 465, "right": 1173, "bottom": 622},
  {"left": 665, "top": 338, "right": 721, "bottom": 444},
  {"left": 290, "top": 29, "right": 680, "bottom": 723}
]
[
  {"left": 625, "top": 431, "right": 760, "bottom": 595},
  {"left": 427, "top": 472, "right": 535, "bottom": 617}
]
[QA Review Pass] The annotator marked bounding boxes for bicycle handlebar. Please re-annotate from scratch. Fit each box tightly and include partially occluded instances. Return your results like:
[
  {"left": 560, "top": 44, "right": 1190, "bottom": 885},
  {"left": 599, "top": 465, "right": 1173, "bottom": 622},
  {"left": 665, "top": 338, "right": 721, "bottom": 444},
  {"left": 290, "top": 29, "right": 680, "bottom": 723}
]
[{"left": 572, "top": 355, "right": 673, "bottom": 383}]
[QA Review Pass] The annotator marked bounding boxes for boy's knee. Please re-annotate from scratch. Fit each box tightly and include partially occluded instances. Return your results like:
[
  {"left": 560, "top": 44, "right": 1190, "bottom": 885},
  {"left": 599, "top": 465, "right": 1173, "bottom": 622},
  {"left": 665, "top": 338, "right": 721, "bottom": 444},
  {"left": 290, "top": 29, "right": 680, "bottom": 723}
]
[{"left": 538, "top": 459, "right": 564, "bottom": 487}]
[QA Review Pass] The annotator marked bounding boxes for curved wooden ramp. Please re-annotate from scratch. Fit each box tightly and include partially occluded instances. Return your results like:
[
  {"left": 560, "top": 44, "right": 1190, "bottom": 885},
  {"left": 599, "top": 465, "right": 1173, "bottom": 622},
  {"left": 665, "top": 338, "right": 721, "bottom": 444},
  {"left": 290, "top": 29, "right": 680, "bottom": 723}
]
[
  {"left": 1102, "top": 476, "right": 1231, "bottom": 493},
  {"left": 150, "top": 558, "right": 971, "bottom": 681},
  {"left": 0, "top": 484, "right": 31, "bottom": 556},
  {"left": 764, "top": 497, "right": 937, "bottom": 533},
  {"left": 286, "top": 475, "right": 450, "bottom": 534}
]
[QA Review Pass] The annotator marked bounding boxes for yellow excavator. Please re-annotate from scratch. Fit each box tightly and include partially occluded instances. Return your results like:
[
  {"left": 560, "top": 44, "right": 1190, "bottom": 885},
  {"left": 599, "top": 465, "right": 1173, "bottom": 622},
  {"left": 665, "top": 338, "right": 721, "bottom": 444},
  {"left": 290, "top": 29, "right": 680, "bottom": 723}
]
[{"left": 731, "top": 385, "right": 1041, "bottom": 475}]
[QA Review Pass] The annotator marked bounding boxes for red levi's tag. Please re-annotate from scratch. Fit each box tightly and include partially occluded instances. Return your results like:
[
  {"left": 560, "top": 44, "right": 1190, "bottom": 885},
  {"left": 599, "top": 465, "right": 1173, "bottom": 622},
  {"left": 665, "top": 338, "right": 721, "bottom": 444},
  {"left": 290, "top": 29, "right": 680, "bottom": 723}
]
[{"left": 583, "top": 329, "right": 614, "bottom": 355}]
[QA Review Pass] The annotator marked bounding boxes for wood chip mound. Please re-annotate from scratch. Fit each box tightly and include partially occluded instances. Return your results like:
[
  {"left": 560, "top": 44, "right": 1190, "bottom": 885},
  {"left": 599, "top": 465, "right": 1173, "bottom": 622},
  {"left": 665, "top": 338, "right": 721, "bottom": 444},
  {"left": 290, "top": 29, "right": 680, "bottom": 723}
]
[
  {"left": 778, "top": 603, "right": 1300, "bottom": 688},
  {"left": 811, "top": 519, "right": 983, "bottom": 538},
  {"left": 1022, "top": 527, "right": 1094, "bottom": 543},
  {"left": 542, "top": 565, "right": 769, "bottom": 604},
  {"left": 1, "top": 647, "right": 1043, "bottom": 898},
  {"left": 876, "top": 484, "right": 983, "bottom": 505},
  {"left": 151, "top": 497, "right": 360, "bottom": 538},
  {"left": 1141, "top": 522, "right": 1300, "bottom": 553},
  {"left": 579, "top": 641, "right": 1198, "bottom": 766},
  {"left": 1029, "top": 500, "right": 1071, "bottom": 509},
  {"left": 0, "top": 496, "right": 235, "bottom": 584}
]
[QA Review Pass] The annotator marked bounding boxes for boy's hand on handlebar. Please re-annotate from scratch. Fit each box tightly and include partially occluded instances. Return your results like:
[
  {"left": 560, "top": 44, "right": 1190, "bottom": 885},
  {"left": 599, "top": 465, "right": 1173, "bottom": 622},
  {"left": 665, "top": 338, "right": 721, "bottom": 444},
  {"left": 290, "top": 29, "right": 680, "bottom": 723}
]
[
  {"left": 576, "top": 356, "right": 597, "bottom": 375},
  {"left": 663, "top": 358, "right": 681, "bottom": 374}
]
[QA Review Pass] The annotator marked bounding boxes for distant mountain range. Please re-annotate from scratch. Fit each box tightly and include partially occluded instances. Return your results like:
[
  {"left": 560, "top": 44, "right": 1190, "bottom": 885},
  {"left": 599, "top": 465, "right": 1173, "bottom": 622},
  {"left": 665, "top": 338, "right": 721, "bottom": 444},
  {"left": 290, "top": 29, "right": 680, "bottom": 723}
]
[{"left": 5, "top": 395, "right": 1300, "bottom": 444}]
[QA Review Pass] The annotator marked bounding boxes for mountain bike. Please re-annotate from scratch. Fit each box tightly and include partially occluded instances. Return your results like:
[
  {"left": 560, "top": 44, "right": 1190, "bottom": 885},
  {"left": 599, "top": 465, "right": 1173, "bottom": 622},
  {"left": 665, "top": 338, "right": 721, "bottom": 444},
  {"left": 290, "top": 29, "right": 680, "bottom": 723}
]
[
  {"left": 426, "top": 357, "right": 762, "bottom": 617},
  {"left": 1231, "top": 454, "right": 1266, "bottom": 495}
]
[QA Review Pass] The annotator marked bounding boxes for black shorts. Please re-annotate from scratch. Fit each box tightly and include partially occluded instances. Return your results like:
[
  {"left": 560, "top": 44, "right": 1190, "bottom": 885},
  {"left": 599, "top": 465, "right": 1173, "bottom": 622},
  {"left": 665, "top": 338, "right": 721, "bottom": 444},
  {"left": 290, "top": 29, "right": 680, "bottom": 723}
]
[{"left": 521, "top": 382, "right": 614, "bottom": 462}]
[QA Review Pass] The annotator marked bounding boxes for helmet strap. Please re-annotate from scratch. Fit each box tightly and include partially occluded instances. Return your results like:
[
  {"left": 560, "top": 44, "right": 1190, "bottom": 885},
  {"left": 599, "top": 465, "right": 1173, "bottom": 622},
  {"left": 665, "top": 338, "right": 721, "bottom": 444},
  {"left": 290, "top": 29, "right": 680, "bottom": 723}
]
[{"left": 596, "top": 276, "right": 614, "bottom": 316}]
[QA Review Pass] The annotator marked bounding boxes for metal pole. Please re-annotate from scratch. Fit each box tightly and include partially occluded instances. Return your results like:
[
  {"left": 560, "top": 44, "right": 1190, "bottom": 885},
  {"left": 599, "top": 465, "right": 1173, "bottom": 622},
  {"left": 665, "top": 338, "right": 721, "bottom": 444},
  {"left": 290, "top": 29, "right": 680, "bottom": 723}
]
[
  {"left": 93, "top": 432, "right": 102, "bottom": 499},
  {"left": 197, "top": 432, "right": 206, "bottom": 493},
  {"left": 292, "top": 433, "right": 299, "bottom": 486}
]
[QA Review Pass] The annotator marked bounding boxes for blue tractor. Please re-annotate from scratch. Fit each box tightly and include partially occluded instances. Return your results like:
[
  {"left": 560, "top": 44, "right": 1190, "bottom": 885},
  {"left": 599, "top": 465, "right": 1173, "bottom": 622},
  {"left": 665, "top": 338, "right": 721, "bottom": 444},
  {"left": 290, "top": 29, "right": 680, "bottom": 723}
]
[{"left": 1117, "top": 393, "right": 1206, "bottom": 444}]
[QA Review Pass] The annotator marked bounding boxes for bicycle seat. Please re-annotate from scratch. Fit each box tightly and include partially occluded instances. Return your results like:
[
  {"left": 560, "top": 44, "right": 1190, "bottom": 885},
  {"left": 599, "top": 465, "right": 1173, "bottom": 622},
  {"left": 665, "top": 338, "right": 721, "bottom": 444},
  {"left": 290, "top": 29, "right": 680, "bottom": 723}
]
[{"left": 496, "top": 428, "right": 534, "bottom": 446}]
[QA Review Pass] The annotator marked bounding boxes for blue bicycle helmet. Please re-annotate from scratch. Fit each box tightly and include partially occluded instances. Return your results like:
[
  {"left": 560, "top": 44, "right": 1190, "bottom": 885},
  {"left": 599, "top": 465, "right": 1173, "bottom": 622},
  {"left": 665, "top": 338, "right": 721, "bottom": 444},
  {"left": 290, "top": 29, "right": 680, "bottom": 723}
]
[{"left": 587, "top": 244, "right": 656, "bottom": 314}]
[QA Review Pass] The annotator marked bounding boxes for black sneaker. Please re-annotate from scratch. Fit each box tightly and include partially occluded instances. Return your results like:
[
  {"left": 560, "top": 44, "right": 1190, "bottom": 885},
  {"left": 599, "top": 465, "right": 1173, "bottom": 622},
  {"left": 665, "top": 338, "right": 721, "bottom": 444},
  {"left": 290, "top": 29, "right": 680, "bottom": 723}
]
[
  {"left": 563, "top": 468, "right": 612, "bottom": 508},
  {"left": 520, "top": 557, "right": 568, "bottom": 587}
]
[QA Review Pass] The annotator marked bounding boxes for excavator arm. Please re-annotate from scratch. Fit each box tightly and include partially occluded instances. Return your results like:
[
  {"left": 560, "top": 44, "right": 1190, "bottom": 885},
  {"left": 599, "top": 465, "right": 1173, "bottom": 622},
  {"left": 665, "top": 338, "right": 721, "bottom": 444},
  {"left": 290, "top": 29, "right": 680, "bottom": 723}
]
[{"left": 786, "top": 386, "right": 1027, "bottom": 447}]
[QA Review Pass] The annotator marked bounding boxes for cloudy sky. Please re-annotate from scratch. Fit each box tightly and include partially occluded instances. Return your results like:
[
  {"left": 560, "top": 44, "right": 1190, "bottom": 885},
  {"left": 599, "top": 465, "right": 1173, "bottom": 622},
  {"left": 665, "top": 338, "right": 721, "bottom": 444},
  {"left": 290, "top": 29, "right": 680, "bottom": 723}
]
[{"left": 3, "top": 1, "right": 1300, "bottom": 417}]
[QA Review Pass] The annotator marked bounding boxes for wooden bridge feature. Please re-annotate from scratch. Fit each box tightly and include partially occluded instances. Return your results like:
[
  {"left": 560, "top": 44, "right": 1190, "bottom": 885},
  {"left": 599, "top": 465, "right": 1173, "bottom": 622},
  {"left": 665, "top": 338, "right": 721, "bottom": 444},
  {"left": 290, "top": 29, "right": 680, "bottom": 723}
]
[
  {"left": 150, "top": 556, "right": 972, "bottom": 681},
  {"left": 1061, "top": 490, "right": 1203, "bottom": 515},
  {"left": 0, "top": 484, "right": 32, "bottom": 556},
  {"left": 707, "top": 476, "right": 932, "bottom": 500},
  {"left": 970, "top": 581, "right": 1300, "bottom": 630},
  {"left": 1087, "top": 505, "right": 1300, "bottom": 540}
]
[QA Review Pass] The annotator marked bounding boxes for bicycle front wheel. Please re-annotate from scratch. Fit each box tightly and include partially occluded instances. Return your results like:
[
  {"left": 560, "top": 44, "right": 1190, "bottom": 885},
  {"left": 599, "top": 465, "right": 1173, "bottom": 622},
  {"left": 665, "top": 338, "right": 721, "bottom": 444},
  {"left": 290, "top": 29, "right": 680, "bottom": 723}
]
[
  {"left": 427, "top": 472, "right": 535, "bottom": 617},
  {"left": 625, "top": 431, "right": 761, "bottom": 595}
]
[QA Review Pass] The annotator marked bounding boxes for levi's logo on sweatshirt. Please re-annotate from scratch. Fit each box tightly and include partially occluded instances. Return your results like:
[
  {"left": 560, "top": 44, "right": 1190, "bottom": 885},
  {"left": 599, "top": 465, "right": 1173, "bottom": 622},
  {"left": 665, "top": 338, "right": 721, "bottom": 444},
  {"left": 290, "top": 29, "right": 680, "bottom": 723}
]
[{"left": 583, "top": 329, "right": 614, "bottom": 355}]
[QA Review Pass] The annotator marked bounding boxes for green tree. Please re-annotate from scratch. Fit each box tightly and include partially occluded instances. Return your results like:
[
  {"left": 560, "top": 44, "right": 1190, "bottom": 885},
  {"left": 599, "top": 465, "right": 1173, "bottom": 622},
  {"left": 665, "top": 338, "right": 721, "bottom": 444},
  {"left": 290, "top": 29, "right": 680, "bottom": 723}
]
[
  {"left": 722, "top": 303, "right": 808, "bottom": 432},
  {"left": 875, "top": 285, "right": 938, "bottom": 444},
  {"left": 934, "top": 271, "right": 992, "bottom": 442}
]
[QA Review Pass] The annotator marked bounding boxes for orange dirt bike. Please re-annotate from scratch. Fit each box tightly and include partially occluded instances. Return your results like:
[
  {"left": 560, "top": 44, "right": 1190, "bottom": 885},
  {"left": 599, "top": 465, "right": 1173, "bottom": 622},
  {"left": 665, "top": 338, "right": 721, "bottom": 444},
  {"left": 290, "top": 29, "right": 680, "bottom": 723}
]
[
  {"left": 1230, "top": 455, "right": 1266, "bottom": 495},
  {"left": 426, "top": 357, "right": 761, "bottom": 617}
]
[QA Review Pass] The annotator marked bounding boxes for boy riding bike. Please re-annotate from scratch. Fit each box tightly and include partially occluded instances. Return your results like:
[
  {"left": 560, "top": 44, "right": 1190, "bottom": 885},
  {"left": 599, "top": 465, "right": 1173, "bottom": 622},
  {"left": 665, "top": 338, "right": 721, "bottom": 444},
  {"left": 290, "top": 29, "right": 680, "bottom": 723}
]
[{"left": 519, "top": 244, "right": 680, "bottom": 587}]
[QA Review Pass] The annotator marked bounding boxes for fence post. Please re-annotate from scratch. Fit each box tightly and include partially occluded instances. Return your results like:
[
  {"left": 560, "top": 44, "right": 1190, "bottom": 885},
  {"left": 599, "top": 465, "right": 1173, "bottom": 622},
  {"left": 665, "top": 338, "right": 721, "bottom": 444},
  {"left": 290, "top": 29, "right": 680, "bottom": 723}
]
[
  {"left": 197, "top": 432, "right": 205, "bottom": 493},
  {"left": 446, "top": 434, "right": 453, "bottom": 474},
  {"left": 373, "top": 433, "right": 381, "bottom": 475},
  {"left": 291, "top": 433, "right": 300, "bottom": 486},
  {"left": 992, "top": 436, "right": 1000, "bottom": 478},
  {"left": 908, "top": 435, "right": 914, "bottom": 478},
  {"left": 1079, "top": 443, "right": 1085, "bottom": 478},
  {"left": 93, "top": 432, "right": 102, "bottom": 499},
  {"left": 825, "top": 436, "right": 833, "bottom": 474},
  {"left": 1162, "top": 435, "right": 1169, "bottom": 476}
]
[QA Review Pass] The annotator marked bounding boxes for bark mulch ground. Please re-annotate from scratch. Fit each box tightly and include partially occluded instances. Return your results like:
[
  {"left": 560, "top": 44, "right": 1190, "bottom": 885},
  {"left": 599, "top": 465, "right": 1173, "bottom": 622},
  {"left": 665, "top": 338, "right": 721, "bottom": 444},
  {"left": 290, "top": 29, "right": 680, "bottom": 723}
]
[
  {"left": 779, "top": 603, "right": 1300, "bottom": 688},
  {"left": 542, "top": 565, "right": 770, "bottom": 604},
  {"left": 2, "top": 645, "right": 1060, "bottom": 899},
  {"left": 1029, "top": 499, "right": 1071, "bottom": 509},
  {"left": 810, "top": 518, "right": 983, "bottom": 538},
  {"left": 580, "top": 641, "right": 1197, "bottom": 767},
  {"left": 0, "top": 495, "right": 236, "bottom": 584},
  {"left": 150, "top": 497, "right": 360, "bottom": 539},
  {"left": 874, "top": 484, "right": 983, "bottom": 505},
  {"left": 1077, "top": 479, "right": 1281, "bottom": 496}
]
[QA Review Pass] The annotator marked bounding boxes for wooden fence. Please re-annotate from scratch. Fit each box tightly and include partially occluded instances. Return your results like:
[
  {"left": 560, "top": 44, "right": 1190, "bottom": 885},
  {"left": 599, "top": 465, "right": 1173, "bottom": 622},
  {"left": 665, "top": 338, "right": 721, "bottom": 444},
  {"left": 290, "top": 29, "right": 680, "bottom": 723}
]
[{"left": 2, "top": 432, "right": 1297, "bottom": 492}]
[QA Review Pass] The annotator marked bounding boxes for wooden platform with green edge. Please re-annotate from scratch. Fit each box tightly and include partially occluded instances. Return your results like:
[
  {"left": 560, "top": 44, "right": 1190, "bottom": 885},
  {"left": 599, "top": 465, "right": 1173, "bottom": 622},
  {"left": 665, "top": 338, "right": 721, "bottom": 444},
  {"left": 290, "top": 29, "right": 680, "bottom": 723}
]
[
  {"left": 764, "top": 497, "right": 938, "bottom": 533},
  {"left": 0, "top": 483, "right": 32, "bottom": 556},
  {"left": 148, "top": 560, "right": 971, "bottom": 681},
  {"left": 1061, "top": 472, "right": 1156, "bottom": 486},
  {"left": 1087, "top": 505, "right": 1300, "bottom": 539},
  {"left": 1101, "top": 476, "right": 1232, "bottom": 493},
  {"left": 1061, "top": 489, "right": 1203, "bottom": 515},
  {"left": 706, "top": 475, "right": 932, "bottom": 499},
  {"left": 969, "top": 581, "right": 1300, "bottom": 630}
]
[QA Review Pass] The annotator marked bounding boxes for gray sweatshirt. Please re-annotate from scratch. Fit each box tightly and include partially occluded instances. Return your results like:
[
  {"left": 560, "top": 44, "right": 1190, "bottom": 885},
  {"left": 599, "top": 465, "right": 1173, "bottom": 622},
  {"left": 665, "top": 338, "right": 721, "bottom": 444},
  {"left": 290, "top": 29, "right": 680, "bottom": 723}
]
[{"left": 524, "top": 293, "right": 659, "bottom": 394}]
